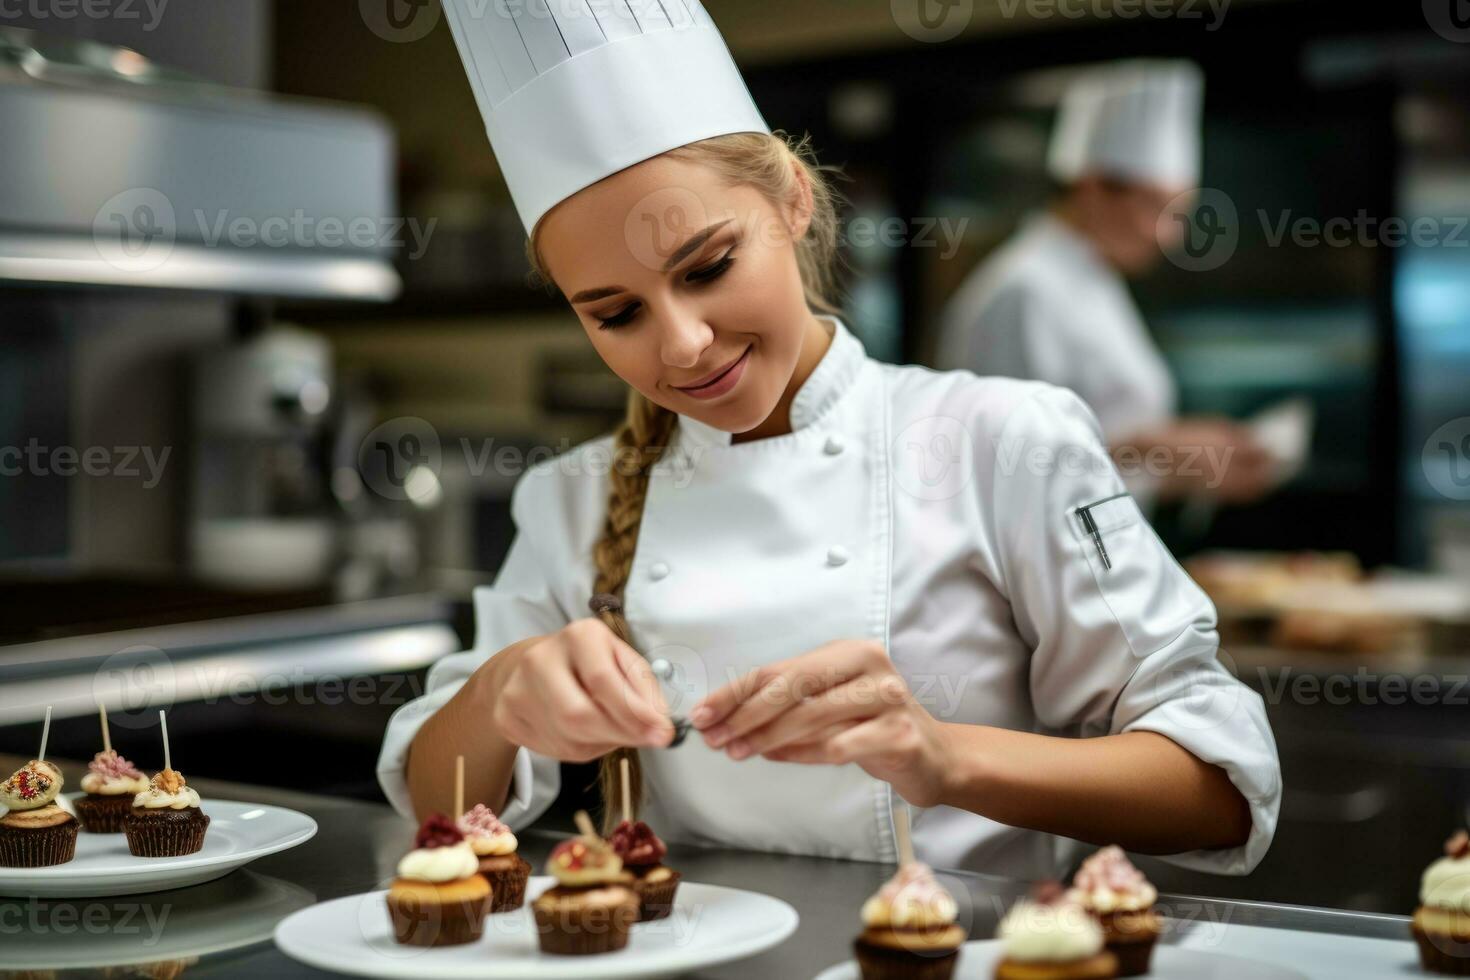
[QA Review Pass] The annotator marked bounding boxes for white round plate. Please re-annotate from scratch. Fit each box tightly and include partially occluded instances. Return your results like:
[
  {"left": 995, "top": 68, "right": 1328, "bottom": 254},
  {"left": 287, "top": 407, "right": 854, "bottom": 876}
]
[
  {"left": 5, "top": 871, "right": 317, "bottom": 970},
  {"left": 274, "top": 876, "right": 799, "bottom": 979},
  {"left": 813, "top": 939, "right": 1309, "bottom": 979},
  {"left": 0, "top": 796, "right": 318, "bottom": 898}
]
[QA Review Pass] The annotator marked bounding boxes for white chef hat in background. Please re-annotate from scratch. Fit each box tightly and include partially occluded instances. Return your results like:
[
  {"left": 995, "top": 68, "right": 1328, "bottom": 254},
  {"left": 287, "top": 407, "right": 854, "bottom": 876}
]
[
  {"left": 1046, "top": 59, "right": 1205, "bottom": 190},
  {"left": 440, "top": 0, "right": 770, "bottom": 234}
]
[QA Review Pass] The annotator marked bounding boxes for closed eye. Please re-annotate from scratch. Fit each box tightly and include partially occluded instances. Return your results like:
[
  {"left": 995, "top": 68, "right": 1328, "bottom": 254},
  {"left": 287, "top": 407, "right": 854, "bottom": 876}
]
[{"left": 686, "top": 252, "right": 735, "bottom": 283}]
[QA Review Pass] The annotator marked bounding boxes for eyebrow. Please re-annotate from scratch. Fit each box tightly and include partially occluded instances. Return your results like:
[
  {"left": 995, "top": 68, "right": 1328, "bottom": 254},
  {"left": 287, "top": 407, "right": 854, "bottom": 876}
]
[{"left": 568, "top": 219, "right": 733, "bottom": 304}]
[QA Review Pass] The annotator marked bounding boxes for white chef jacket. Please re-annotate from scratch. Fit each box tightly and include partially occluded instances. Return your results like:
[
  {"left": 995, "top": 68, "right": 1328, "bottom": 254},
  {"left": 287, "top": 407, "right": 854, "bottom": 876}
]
[
  {"left": 378, "top": 314, "right": 1279, "bottom": 881},
  {"left": 934, "top": 212, "right": 1177, "bottom": 448}
]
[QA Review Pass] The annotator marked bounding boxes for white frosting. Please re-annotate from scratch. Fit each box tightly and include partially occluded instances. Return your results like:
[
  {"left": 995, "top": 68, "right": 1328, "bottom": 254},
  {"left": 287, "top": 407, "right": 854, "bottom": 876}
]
[
  {"left": 997, "top": 900, "right": 1104, "bottom": 963},
  {"left": 133, "top": 785, "right": 202, "bottom": 810},
  {"left": 1069, "top": 881, "right": 1158, "bottom": 914},
  {"left": 1421, "top": 857, "right": 1470, "bottom": 912},
  {"left": 82, "top": 772, "right": 150, "bottom": 796},
  {"left": 397, "top": 841, "right": 479, "bottom": 883}
]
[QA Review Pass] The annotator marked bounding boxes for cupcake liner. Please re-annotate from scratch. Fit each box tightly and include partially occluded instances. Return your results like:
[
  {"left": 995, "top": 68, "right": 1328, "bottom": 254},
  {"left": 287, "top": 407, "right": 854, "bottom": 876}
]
[
  {"left": 481, "top": 855, "right": 532, "bottom": 913},
  {"left": 74, "top": 794, "right": 135, "bottom": 834},
  {"left": 532, "top": 889, "right": 638, "bottom": 955},
  {"left": 1108, "top": 936, "right": 1157, "bottom": 978},
  {"left": 0, "top": 818, "right": 78, "bottom": 868},
  {"left": 994, "top": 951, "right": 1119, "bottom": 980},
  {"left": 386, "top": 889, "right": 491, "bottom": 947},
  {"left": 1415, "top": 922, "right": 1470, "bottom": 976},
  {"left": 852, "top": 937, "right": 958, "bottom": 980},
  {"left": 124, "top": 808, "right": 210, "bottom": 857},
  {"left": 632, "top": 868, "right": 681, "bottom": 922}
]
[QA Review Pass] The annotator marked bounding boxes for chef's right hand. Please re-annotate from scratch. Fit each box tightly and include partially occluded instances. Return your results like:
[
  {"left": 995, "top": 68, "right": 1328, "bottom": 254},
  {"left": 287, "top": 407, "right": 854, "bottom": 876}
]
[{"left": 480, "top": 618, "right": 674, "bottom": 762}]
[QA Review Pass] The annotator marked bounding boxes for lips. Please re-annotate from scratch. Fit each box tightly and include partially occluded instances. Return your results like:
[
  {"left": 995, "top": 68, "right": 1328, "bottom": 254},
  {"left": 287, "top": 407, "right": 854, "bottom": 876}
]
[{"left": 673, "top": 345, "right": 751, "bottom": 392}]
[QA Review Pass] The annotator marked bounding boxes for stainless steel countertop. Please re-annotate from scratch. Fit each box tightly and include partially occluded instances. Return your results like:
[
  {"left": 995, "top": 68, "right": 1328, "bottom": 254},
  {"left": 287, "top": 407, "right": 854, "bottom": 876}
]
[{"left": 0, "top": 762, "right": 1415, "bottom": 978}]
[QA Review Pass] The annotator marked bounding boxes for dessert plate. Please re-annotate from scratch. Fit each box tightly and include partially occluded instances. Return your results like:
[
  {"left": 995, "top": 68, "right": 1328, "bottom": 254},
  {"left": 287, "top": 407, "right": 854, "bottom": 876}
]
[
  {"left": 813, "top": 940, "right": 1309, "bottom": 980},
  {"left": 0, "top": 796, "right": 318, "bottom": 898},
  {"left": 274, "top": 876, "right": 799, "bottom": 979}
]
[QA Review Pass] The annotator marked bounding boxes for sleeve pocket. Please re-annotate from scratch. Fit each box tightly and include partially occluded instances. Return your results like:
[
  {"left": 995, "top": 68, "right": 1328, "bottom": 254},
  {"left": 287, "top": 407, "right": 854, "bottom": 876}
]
[{"left": 1069, "top": 493, "right": 1210, "bottom": 657}]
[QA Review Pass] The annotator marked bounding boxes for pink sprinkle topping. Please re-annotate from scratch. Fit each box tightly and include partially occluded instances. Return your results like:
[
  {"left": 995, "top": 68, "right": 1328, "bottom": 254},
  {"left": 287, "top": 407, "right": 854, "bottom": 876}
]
[
  {"left": 88, "top": 750, "right": 143, "bottom": 781},
  {"left": 1073, "top": 846, "right": 1151, "bottom": 897},
  {"left": 457, "top": 803, "right": 511, "bottom": 839},
  {"left": 878, "top": 862, "right": 952, "bottom": 907}
]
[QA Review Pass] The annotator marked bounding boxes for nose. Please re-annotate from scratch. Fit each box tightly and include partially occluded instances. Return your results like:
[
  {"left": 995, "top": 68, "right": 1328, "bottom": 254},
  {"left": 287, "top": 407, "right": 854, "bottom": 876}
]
[{"left": 656, "top": 309, "right": 713, "bottom": 370}]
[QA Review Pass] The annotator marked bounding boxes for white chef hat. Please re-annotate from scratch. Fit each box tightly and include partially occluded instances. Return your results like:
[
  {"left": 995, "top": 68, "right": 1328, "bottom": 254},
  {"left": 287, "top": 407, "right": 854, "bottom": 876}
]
[
  {"left": 441, "top": 0, "right": 770, "bottom": 234},
  {"left": 1046, "top": 59, "right": 1204, "bottom": 190}
]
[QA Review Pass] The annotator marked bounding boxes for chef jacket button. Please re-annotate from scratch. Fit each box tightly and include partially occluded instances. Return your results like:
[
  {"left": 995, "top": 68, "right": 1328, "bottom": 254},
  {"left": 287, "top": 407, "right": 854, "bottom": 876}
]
[
  {"left": 826, "top": 546, "right": 850, "bottom": 567},
  {"left": 649, "top": 561, "right": 670, "bottom": 581},
  {"left": 823, "top": 435, "right": 845, "bottom": 456}
]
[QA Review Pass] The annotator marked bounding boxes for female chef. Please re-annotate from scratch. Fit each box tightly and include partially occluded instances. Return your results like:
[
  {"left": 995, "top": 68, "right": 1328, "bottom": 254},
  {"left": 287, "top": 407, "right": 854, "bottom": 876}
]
[{"left": 378, "top": 0, "right": 1280, "bottom": 879}]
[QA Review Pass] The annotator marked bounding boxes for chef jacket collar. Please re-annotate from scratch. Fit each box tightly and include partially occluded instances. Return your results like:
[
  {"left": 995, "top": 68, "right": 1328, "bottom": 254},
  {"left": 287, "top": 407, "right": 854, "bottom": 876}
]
[
  {"left": 676, "top": 314, "right": 863, "bottom": 449},
  {"left": 1031, "top": 210, "right": 1112, "bottom": 278}
]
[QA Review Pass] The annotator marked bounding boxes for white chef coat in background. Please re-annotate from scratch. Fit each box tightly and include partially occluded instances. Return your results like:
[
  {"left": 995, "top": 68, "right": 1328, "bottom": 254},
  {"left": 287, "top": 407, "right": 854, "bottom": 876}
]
[
  {"left": 378, "top": 315, "right": 1279, "bottom": 881},
  {"left": 934, "top": 212, "right": 1177, "bottom": 449}
]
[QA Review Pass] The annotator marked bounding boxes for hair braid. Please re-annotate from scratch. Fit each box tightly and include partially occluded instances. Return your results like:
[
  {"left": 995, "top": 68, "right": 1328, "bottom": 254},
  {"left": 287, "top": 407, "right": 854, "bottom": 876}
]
[{"left": 590, "top": 390, "right": 677, "bottom": 833}]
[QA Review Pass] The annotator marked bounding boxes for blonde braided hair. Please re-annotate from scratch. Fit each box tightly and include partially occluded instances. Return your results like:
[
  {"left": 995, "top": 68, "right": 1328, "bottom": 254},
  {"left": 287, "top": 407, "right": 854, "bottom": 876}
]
[{"left": 525, "top": 130, "right": 846, "bottom": 833}]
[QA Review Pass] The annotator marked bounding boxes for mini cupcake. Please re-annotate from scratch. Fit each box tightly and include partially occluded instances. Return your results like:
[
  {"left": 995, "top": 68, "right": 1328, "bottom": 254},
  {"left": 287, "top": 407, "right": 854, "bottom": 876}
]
[
  {"left": 1068, "top": 846, "right": 1161, "bottom": 976},
  {"left": 1413, "top": 830, "right": 1470, "bottom": 975},
  {"left": 74, "top": 750, "right": 148, "bottom": 833},
  {"left": 458, "top": 803, "right": 531, "bottom": 913},
  {"left": 853, "top": 862, "right": 966, "bottom": 980},
  {"left": 609, "top": 818, "right": 681, "bottom": 922},
  {"left": 385, "top": 813, "right": 492, "bottom": 947},
  {"left": 0, "top": 760, "right": 78, "bottom": 867},
  {"left": 123, "top": 769, "right": 210, "bottom": 857},
  {"left": 995, "top": 882, "right": 1118, "bottom": 980},
  {"left": 531, "top": 820, "right": 639, "bottom": 956}
]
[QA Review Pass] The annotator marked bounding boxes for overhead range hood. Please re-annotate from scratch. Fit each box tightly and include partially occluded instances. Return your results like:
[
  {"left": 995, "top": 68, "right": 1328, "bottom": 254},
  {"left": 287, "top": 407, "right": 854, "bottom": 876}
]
[{"left": 0, "top": 28, "right": 400, "bottom": 301}]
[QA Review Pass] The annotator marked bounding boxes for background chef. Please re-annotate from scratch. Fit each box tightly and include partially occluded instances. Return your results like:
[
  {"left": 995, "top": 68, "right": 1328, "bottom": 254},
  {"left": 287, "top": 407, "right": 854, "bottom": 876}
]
[
  {"left": 379, "top": 4, "right": 1281, "bottom": 882},
  {"left": 935, "top": 60, "right": 1277, "bottom": 508}
]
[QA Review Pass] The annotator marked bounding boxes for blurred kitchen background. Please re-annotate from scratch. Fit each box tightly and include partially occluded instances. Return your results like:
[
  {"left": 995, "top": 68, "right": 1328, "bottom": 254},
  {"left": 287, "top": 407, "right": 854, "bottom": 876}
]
[{"left": 1, "top": 0, "right": 1468, "bottom": 916}]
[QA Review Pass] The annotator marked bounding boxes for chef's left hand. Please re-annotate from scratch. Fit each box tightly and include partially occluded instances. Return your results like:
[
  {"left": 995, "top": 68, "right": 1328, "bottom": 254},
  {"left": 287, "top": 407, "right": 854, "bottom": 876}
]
[{"left": 690, "top": 640, "right": 955, "bottom": 807}]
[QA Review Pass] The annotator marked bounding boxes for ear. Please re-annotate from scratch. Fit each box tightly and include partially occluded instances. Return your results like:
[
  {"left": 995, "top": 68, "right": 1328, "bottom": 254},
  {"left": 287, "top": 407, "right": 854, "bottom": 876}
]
[{"left": 782, "top": 156, "right": 816, "bottom": 243}]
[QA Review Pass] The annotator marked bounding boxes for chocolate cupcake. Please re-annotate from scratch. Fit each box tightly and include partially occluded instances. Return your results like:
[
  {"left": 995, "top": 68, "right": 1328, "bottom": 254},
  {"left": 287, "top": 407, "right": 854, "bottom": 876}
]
[
  {"left": 609, "top": 818, "right": 681, "bottom": 922},
  {"left": 531, "top": 817, "right": 639, "bottom": 956},
  {"left": 123, "top": 769, "right": 210, "bottom": 857},
  {"left": 385, "top": 814, "right": 492, "bottom": 947},
  {"left": 1413, "top": 830, "right": 1470, "bottom": 975},
  {"left": 74, "top": 750, "right": 148, "bottom": 834},
  {"left": 457, "top": 803, "right": 531, "bottom": 913},
  {"left": 1068, "top": 847, "right": 1161, "bottom": 977},
  {"left": 852, "top": 862, "right": 965, "bottom": 980},
  {"left": 994, "top": 883, "right": 1118, "bottom": 980},
  {"left": 0, "top": 760, "right": 78, "bottom": 867}
]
